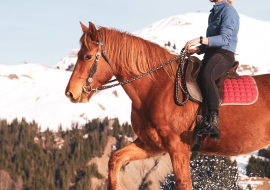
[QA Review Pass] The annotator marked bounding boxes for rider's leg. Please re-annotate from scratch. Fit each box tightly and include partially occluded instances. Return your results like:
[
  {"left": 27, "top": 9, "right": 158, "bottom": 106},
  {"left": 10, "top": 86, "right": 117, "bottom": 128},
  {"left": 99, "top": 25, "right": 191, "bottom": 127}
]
[{"left": 199, "top": 49, "right": 235, "bottom": 139}]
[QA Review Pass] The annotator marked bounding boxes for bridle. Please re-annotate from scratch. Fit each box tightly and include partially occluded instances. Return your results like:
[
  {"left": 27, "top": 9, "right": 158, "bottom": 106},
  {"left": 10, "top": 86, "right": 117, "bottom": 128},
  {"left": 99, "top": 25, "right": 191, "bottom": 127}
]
[
  {"left": 82, "top": 37, "right": 190, "bottom": 106},
  {"left": 82, "top": 38, "right": 116, "bottom": 93}
]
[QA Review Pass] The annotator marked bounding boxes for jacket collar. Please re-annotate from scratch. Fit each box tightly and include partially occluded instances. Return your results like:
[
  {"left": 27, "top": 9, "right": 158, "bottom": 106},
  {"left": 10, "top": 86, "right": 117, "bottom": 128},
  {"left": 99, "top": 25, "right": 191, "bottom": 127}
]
[{"left": 210, "top": 0, "right": 226, "bottom": 13}]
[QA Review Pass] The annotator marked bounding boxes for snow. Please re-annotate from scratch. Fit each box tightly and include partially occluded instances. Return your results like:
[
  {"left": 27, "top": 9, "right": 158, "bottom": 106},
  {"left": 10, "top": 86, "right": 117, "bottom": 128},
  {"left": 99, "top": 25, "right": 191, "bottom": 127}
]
[
  {"left": 53, "top": 49, "right": 79, "bottom": 71},
  {"left": 83, "top": 134, "right": 89, "bottom": 139},
  {"left": 134, "top": 13, "right": 270, "bottom": 76},
  {"left": 237, "top": 173, "right": 264, "bottom": 190},
  {"left": 0, "top": 63, "right": 131, "bottom": 131},
  {"left": 125, "top": 136, "right": 134, "bottom": 142},
  {"left": 231, "top": 150, "right": 259, "bottom": 175}
]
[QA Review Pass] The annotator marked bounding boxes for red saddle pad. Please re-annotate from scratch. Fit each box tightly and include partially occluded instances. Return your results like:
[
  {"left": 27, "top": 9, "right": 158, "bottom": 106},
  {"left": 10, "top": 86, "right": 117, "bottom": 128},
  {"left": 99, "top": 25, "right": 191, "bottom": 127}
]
[{"left": 221, "top": 75, "right": 258, "bottom": 106}]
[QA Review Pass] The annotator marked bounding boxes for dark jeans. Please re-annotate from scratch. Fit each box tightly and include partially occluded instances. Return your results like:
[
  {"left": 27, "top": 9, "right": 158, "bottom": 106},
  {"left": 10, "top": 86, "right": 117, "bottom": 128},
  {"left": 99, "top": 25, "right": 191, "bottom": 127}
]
[{"left": 199, "top": 48, "right": 235, "bottom": 112}]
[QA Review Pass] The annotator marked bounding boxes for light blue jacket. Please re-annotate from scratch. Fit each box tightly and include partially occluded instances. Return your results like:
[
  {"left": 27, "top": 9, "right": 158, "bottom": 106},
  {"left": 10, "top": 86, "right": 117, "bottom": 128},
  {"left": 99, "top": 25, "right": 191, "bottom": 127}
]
[{"left": 198, "top": 0, "right": 240, "bottom": 54}]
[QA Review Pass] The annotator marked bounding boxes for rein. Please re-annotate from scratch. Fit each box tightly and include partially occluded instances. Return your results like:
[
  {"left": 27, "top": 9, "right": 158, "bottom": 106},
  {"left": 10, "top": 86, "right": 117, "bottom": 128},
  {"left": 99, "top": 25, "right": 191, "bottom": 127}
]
[{"left": 82, "top": 38, "right": 189, "bottom": 106}]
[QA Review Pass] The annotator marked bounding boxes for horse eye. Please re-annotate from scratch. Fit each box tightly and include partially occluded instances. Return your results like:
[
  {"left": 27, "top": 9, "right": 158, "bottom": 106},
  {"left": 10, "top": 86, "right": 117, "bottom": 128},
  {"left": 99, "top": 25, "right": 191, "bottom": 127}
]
[{"left": 85, "top": 55, "right": 92, "bottom": 60}]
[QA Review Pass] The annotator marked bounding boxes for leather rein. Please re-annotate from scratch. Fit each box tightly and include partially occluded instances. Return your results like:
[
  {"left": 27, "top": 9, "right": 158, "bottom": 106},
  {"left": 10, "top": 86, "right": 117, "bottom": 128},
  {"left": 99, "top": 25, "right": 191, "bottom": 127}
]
[{"left": 82, "top": 38, "right": 190, "bottom": 106}]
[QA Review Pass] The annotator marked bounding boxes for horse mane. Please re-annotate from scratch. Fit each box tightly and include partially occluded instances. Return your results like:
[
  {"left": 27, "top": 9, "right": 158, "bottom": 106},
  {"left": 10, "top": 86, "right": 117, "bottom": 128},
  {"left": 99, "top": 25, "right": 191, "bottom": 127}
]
[{"left": 80, "top": 27, "right": 179, "bottom": 80}]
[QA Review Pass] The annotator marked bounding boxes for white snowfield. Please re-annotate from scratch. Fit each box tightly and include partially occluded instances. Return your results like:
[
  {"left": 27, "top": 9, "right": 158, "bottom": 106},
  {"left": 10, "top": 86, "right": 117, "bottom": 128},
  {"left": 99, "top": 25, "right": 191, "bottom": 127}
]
[
  {"left": 133, "top": 13, "right": 270, "bottom": 76},
  {"left": 54, "top": 49, "right": 79, "bottom": 71},
  {"left": 0, "top": 64, "right": 131, "bottom": 131}
]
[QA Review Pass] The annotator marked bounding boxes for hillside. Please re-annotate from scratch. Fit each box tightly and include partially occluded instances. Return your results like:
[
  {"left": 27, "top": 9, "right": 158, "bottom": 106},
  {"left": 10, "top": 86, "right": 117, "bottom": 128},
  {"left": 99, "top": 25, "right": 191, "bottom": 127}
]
[
  {"left": 0, "top": 63, "right": 131, "bottom": 131},
  {"left": 54, "top": 13, "right": 270, "bottom": 76},
  {"left": 87, "top": 136, "right": 173, "bottom": 190},
  {"left": 133, "top": 13, "right": 270, "bottom": 76},
  {"left": 54, "top": 49, "right": 79, "bottom": 71}
]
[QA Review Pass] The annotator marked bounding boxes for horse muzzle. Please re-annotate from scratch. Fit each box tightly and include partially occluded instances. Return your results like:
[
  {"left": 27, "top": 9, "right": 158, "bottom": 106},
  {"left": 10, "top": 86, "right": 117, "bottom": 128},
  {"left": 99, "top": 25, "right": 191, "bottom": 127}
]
[{"left": 65, "top": 90, "right": 89, "bottom": 103}]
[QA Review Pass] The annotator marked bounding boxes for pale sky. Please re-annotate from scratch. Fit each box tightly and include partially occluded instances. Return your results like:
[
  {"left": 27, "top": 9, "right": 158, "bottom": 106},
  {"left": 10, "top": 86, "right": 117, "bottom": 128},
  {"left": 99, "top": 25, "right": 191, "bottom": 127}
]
[{"left": 1, "top": 0, "right": 269, "bottom": 67}]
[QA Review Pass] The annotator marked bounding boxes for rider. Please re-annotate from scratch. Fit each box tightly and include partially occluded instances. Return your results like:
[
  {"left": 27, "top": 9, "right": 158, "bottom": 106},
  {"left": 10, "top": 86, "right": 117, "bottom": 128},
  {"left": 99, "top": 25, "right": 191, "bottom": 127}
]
[{"left": 184, "top": 0, "right": 239, "bottom": 144}]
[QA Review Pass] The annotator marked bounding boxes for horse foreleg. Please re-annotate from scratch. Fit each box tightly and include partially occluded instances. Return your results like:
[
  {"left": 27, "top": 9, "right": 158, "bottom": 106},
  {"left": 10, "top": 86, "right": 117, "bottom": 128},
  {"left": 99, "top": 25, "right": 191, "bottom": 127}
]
[
  {"left": 108, "top": 138, "right": 163, "bottom": 190},
  {"left": 167, "top": 135, "right": 192, "bottom": 190}
]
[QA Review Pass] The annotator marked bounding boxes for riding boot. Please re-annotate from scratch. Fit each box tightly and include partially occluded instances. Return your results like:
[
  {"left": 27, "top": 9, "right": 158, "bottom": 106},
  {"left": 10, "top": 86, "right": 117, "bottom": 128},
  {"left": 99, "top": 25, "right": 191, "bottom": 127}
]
[
  {"left": 191, "top": 116, "right": 211, "bottom": 151},
  {"left": 209, "top": 111, "right": 220, "bottom": 141},
  {"left": 191, "top": 112, "right": 220, "bottom": 151}
]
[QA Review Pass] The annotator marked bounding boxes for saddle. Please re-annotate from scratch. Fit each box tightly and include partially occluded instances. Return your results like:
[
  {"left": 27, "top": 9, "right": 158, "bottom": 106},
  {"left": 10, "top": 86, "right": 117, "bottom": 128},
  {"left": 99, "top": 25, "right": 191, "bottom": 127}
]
[
  {"left": 183, "top": 56, "right": 259, "bottom": 151},
  {"left": 183, "top": 56, "right": 258, "bottom": 106}
]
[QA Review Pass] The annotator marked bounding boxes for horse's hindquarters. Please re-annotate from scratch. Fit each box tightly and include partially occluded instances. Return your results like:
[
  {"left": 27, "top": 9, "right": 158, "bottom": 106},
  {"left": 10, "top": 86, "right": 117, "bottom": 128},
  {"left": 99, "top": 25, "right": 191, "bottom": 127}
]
[{"left": 200, "top": 74, "right": 270, "bottom": 156}]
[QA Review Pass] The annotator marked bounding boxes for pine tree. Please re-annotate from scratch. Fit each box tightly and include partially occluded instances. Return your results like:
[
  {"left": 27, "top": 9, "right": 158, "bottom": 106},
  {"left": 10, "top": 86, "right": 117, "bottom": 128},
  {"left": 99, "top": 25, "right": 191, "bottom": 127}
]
[
  {"left": 161, "top": 152, "right": 240, "bottom": 189},
  {"left": 0, "top": 117, "right": 123, "bottom": 190},
  {"left": 247, "top": 184, "right": 252, "bottom": 190},
  {"left": 113, "top": 118, "right": 120, "bottom": 137}
]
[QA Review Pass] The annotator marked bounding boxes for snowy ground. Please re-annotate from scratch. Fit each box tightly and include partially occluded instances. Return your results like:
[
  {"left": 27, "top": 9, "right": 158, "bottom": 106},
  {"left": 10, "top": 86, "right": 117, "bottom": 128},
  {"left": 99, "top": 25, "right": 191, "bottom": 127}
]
[
  {"left": 237, "top": 174, "right": 270, "bottom": 190},
  {"left": 0, "top": 64, "right": 131, "bottom": 131}
]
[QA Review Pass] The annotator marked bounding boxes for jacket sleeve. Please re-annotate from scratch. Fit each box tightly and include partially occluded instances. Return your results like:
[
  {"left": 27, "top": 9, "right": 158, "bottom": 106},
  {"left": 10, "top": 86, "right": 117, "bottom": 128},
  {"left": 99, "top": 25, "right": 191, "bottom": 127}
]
[
  {"left": 208, "top": 8, "right": 239, "bottom": 47},
  {"left": 197, "top": 44, "right": 207, "bottom": 55}
]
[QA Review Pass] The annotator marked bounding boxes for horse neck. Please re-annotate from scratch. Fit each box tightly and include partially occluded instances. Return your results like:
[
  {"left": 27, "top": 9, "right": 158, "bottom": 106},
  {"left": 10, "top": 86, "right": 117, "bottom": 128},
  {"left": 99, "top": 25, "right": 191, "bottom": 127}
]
[{"left": 100, "top": 29, "right": 182, "bottom": 106}]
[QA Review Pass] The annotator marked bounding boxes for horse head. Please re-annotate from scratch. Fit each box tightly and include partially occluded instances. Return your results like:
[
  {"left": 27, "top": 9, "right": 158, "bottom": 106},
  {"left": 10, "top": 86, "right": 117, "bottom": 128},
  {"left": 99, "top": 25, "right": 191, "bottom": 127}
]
[{"left": 65, "top": 22, "right": 115, "bottom": 103}]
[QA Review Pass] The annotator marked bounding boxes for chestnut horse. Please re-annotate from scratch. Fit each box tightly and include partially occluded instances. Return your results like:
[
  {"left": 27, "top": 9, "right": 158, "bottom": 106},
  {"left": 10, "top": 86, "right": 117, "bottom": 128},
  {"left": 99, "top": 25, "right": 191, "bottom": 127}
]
[{"left": 65, "top": 22, "right": 270, "bottom": 190}]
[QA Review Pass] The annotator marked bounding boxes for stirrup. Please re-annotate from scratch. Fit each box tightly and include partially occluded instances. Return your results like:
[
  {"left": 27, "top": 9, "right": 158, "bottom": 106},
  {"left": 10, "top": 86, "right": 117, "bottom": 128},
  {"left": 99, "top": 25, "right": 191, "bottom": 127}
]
[
  {"left": 191, "top": 117, "right": 210, "bottom": 151},
  {"left": 191, "top": 133, "right": 207, "bottom": 152},
  {"left": 209, "top": 112, "right": 220, "bottom": 141},
  {"left": 196, "top": 117, "right": 211, "bottom": 136}
]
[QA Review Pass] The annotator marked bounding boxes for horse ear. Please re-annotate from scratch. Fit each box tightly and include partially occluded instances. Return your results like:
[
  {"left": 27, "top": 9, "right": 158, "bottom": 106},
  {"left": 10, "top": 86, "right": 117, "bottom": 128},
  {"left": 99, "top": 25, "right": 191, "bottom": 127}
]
[
  {"left": 88, "top": 22, "right": 100, "bottom": 41},
  {"left": 80, "top": 21, "right": 88, "bottom": 33}
]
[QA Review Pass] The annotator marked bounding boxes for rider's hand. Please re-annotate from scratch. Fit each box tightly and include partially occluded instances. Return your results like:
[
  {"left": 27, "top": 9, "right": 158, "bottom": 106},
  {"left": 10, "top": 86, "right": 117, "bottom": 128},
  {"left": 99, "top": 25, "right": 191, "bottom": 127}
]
[
  {"left": 187, "top": 47, "right": 200, "bottom": 57},
  {"left": 184, "top": 38, "right": 200, "bottom": 51}
]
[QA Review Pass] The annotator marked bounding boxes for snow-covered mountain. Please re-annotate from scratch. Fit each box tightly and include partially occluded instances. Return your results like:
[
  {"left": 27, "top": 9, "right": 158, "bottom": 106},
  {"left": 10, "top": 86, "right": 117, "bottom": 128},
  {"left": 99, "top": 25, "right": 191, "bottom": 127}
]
[
  {"left": 54, "top": 49, "right": 79, "bottom": 71},
  {"left": 54, "top": 13, "right": 270, "bottom": 76},
  {"left": 133, "top": 13, "right": 270, "bottom": 76},
  {"left": 0, "top": 63, "right": 131, "bottom": 131}
]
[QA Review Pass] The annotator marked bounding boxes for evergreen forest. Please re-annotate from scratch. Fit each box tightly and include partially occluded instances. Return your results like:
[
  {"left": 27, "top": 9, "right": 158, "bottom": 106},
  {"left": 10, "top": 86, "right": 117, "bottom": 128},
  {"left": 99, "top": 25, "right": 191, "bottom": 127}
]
[
  {"left": 1, "top": 117, "right": 265, "bottom": 190},
  {"left": 246, "top": 146, "right": 270, "bottom": 178},
  {"left": 0, "top": 117, "right": 133, "bottom": 190}
]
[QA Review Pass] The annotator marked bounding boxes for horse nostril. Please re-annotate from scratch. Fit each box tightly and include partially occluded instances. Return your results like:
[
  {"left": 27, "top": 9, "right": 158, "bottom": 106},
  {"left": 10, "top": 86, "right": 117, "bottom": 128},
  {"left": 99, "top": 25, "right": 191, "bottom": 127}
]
[{"left": 66, "top": 91, "right": 74, "bottom": 100}]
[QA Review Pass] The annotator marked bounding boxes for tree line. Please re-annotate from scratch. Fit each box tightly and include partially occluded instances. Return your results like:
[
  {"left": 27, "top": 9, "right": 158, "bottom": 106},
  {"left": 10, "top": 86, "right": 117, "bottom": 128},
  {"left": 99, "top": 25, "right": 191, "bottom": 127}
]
[
  {"left": 0, "top": 117, "right": 133, "bottom": 190},
  {"left": 246, "top": 146, "right": 270, "bottom": 178}
]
